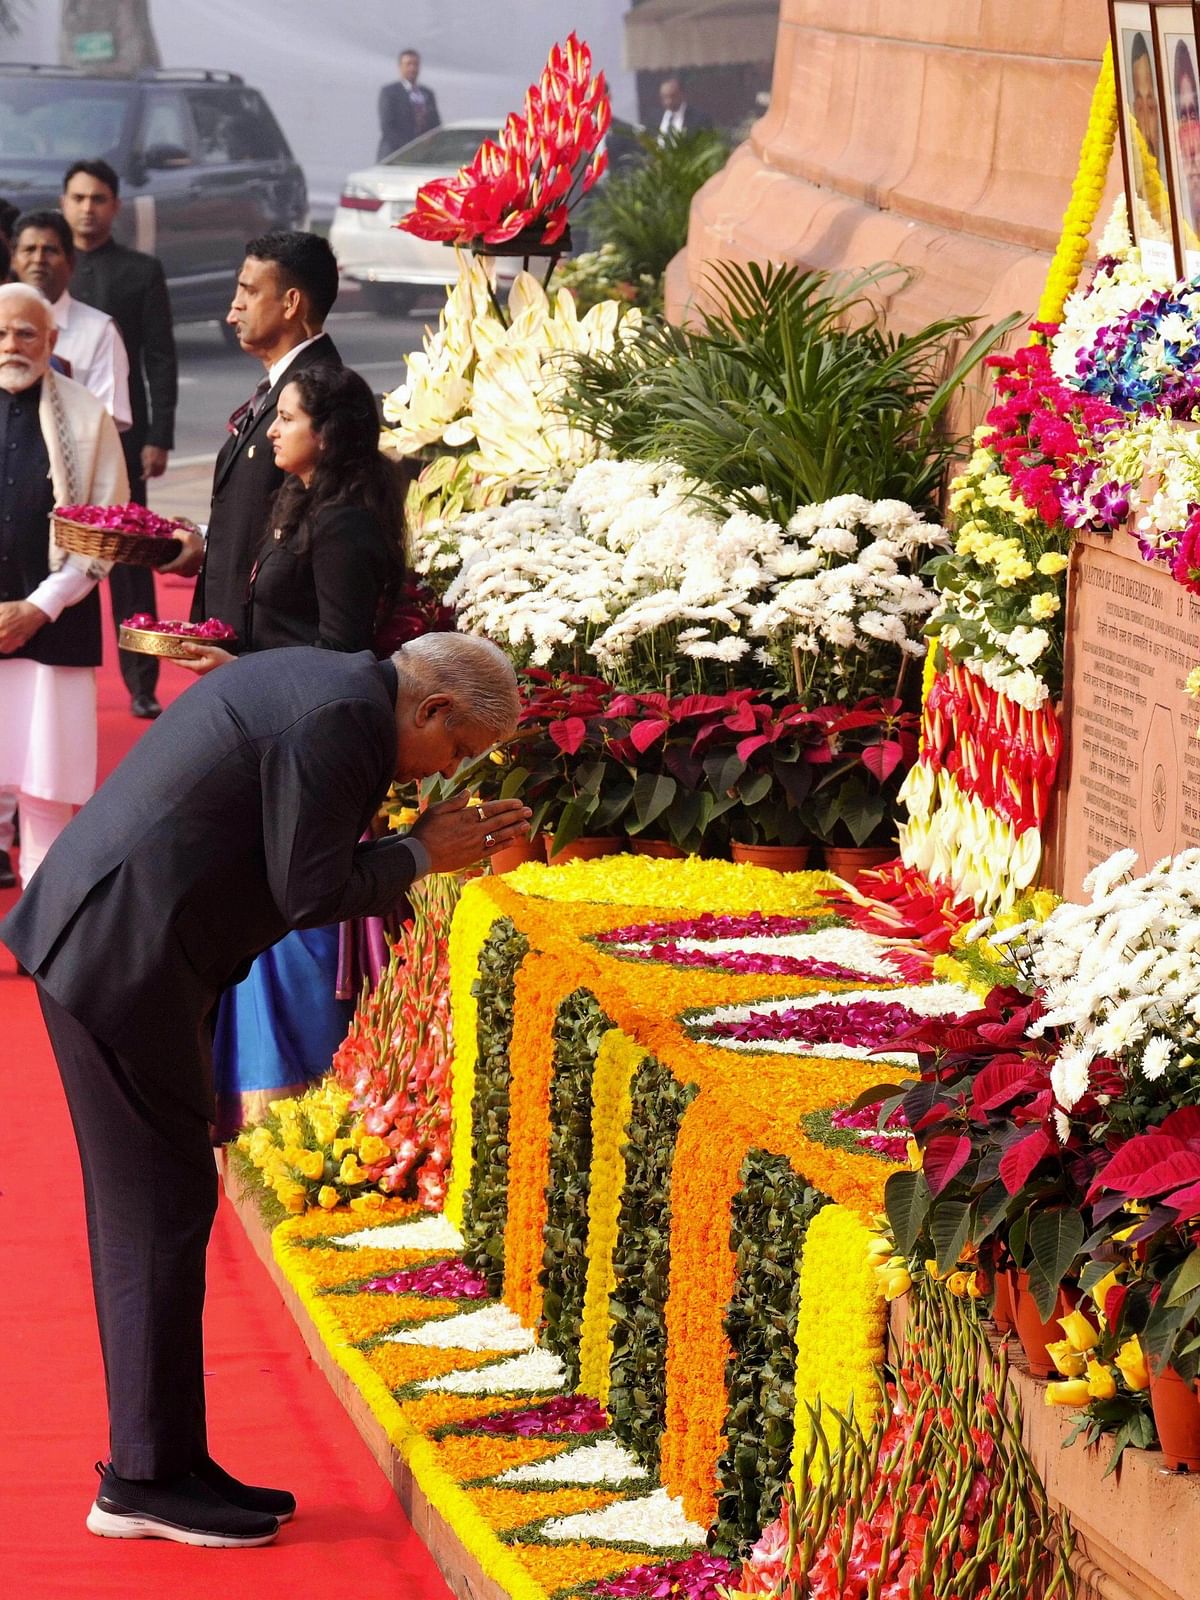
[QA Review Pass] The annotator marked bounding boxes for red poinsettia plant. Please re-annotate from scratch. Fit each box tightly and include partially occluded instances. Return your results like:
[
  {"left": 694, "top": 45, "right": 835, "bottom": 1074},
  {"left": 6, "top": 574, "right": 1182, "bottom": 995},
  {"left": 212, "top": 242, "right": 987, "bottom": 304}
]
[
  {"left": 802, "top": 698, "right": 919, "bottom": 848},
  {"left": 397, "top": 33, "right": 611, "bottom": 250}
]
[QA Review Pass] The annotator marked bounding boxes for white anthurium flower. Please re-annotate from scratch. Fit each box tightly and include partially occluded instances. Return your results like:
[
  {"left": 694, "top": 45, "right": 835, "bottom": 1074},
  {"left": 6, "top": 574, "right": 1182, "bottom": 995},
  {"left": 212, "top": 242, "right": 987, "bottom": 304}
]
[{"left": 1009, "top": 826, "right": 1043, "bottom": 889}]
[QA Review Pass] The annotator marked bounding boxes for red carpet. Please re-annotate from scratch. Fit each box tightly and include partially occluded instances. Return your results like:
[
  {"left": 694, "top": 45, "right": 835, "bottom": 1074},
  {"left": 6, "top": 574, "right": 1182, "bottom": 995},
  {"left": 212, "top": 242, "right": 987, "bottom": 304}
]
[{"left": 0, "top": 579, "right": 453, "bottom": 1597}]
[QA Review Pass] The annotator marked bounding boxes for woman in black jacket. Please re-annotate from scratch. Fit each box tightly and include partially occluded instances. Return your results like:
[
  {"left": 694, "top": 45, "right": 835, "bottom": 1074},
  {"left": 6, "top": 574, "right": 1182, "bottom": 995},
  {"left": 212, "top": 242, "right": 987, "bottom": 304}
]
[
  {"left": 180, "top": 363, "right": 404, "bottom": 668},
  {"left": 176, "top": 362, "right": 406, "bottom": 1134}
]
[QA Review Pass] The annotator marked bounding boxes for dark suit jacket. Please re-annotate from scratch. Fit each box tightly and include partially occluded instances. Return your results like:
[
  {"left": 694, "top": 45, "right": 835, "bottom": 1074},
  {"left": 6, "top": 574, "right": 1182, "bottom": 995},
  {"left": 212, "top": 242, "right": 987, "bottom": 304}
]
[
  {"left": 377, "top": 80, "right": 441, "bottom": 159},
  {"left": 244, "top": 504, "right": 396, "bottom": 654},
  {"left": 191, "top": 333, "right": 342, "bottom": 642},
  {"left": 0, "top": 649, "right": 414, "bottom": 1118},
  {"left": 71, "top": 238, "right": 178, "bottom": 456}
]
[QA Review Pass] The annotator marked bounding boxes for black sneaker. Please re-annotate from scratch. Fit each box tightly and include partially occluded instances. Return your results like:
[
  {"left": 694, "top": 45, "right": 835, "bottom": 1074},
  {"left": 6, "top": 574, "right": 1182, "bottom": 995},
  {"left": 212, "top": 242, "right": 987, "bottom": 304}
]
[
  {"left": 130, "top": 693, "right": 163, "bottom": 720},
  {"left": 87, "top": 1461, "right": 279, "bottom": 1547},
  {"left": 195, "top": 1455, "right": 296, "bottom": 1522}
]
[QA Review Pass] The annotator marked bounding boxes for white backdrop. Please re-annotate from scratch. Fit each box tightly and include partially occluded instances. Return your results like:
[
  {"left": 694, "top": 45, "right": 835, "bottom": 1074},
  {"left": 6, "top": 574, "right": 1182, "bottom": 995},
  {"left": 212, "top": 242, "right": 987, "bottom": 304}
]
[{"left": 0, "top": 1, "right": 638, "bottom": 216}]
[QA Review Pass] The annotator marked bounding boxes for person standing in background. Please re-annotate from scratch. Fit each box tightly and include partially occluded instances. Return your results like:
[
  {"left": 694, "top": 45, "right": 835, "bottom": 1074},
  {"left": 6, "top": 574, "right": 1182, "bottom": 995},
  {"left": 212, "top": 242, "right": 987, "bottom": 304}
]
[
  {"left": 657, "top": 75, "right": 713, "bottom": 141},
  {"left": 10, "top": 211, "right": 132, "bottom": 432},
  {"left": 61, "top": 160, "right": 178, "bottom": 723},
  {"left": 377, "top": 47, "right": 441, "bottom": 159}
]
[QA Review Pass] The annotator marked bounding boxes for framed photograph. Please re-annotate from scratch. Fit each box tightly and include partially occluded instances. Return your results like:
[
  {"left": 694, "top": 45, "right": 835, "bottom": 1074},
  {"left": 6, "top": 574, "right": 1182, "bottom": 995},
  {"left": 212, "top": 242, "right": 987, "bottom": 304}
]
[
  {"left": 1152, "top": 3, "right": 1200, "bottom": 275},
  {"left": 1110, "top": 1, "right": 1178, "bottom": 275}
]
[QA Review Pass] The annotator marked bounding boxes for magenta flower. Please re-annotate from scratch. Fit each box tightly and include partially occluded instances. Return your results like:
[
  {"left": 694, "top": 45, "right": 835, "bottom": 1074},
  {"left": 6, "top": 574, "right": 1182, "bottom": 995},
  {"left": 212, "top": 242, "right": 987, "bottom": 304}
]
[
  {"left": 598, "top": 913, "right": 821, "bottom": 946},
  {"left": 361, "top": 1259, "right": 489, "bottom": 1298},
  {"left": 122, "top": 614, "right": 237, "bottom": 641},
  {"left": 463, "top": 1395, "right": 608, "bottom": 1436},
  {"left": 829, "top": 1101, "right": 910, "bottom": 1157},
  {"left": 593, "top": 1552, "right": 739, "bottom": 1598},
  {"left": 705, "top": 998, "right": 963, "bottom": 1050},
  {"left": 57, "top": 501, "right": 182, "bottom": 538}
]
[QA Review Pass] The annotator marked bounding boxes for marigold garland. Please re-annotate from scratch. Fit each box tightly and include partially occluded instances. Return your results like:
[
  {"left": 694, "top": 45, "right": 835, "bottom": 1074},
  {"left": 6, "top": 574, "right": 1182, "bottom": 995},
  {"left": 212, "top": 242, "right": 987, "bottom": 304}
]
[
  {"left": 789, "top": 1204, "right": 888, "bottom": 1487},
  {"left": 1036, "top": 41, "right": 1117, "bottom": 328},
  {"left": 505, "top": 856, "right": 836, "bottom": 914},
  {"left": 578, "top": 1028, "right": 642, "bottom": 1402},
  {"left": 446, "top": 881, "right": 512, "bottom": 1228}
]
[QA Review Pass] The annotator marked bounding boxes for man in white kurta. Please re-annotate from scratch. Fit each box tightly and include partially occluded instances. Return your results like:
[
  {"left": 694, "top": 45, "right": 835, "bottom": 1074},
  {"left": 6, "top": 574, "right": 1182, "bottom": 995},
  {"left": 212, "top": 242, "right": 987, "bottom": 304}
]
[{"left": 0, "top": 284, "right": 128, "bottom": 886}]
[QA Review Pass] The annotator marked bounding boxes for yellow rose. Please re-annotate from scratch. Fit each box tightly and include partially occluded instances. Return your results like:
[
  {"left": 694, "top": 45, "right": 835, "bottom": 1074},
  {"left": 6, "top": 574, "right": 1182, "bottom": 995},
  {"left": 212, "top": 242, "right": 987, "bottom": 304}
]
[
  {"left": 293, "top": 1148, "right": 325, "bottom": 1182},
  {"left": 1029, "top": 591, "right": 1060, "bottom": 621},
  {"left": 1044, "top": 1379, "right": 1091, "bottom": 1407},
  {"left": 1037, "top": 552, "right": 1070, "bottom": 576},
  {"left": 357, "top": 1135, "right": 391, "bottom": 1166},
  {"left": 1059, "top": 1308, "right": 1100, "bottom": 1353},
  {"left": 1045, "top": 1339, "right": 1087, "bottom": 1378},
  {"left": 966, "top": 1271, "right": 986, "bottom": 1300},
  {"left": 879, "top": 1265, "right": 912, "bottom": 1301},
  {"left": 274, "top": 1179, "right": 307, "bottom": 1213},
  {"left": 924, "top": 1259, "right": 942, "bottom": 1281},
  {"left": 1086, "top": 1360, "right": 1117, "bottom": 1401},
  {"left": 349, "top": 1191, "right": 386, "bottom": 1215},
  {"left": 339, "top": 1154, "right": 366, "bottom": 1186},
  {"left": 946, "top": 1271, "right": 970, "bottom": 1297},
  {"left": 333, "top": 1137, "right": 355, "bottom": 1160},
  {"left": 1087, "top": 1267, "right": 1122, "bottom": 1310},
  {"left": 1114, "top": 1337, "right": 1150, "bottom": 1391},
  {"left": 317, "top": 1185, "right": 341, "bottom": 1211}
]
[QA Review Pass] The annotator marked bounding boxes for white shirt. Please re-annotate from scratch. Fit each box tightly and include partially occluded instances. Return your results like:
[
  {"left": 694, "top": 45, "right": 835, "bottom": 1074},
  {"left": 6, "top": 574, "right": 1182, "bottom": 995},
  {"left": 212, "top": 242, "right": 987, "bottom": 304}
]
[
  {"left": 659, "top": 106, "right": 686, "bottom": 139},
  {"left": 52, "top": 291, "right": 132, "bottom": 433},
  {"left": 267, "top": 334, "right": 324, "bottom": 391}
]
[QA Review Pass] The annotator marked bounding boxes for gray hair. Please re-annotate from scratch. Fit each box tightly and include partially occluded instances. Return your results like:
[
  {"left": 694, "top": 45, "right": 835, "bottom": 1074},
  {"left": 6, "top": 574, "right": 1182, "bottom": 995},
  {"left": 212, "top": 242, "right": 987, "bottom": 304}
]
[
  {"left": 391, "top": 632, "right": 520, "bottom": 741},
  {"left": 0, "top": 282, "right": 54, "bottom": 325}
]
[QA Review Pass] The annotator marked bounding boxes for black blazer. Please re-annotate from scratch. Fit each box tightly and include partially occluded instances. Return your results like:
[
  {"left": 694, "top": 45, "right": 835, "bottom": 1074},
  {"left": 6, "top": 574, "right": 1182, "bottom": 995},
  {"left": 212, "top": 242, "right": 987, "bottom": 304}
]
[
  {"left": 377, "top": 80, "right": 441, "bottom": 159},
  {"left": 71, "top": 238, "right": 178, "bottom": 455},
  {"left": 0, "top": 649, "right": 415, "bottom": 1118},
  {"left": 191, "top": 333, "right": 342, "bottom": 643},
  {"left": 245, "top": 503, "right": 395, "bottom": 655}
]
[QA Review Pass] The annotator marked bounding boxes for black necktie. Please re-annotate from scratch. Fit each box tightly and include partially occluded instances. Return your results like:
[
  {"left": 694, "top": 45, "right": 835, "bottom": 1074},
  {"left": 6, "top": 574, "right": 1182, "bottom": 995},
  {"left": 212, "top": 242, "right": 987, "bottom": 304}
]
[{"left": 227, "top": 377, "right": 270, "bottom": 436}]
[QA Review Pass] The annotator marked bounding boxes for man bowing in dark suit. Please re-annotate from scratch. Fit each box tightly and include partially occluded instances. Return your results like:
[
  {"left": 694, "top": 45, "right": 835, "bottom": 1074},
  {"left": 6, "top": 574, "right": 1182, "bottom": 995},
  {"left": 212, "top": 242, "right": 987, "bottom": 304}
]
[
  {"left": 165, "top": 232, "right": 342, "bottom": 647},
  {"left": 0, "top": 631, "right": 528, "bottom": 1548}
]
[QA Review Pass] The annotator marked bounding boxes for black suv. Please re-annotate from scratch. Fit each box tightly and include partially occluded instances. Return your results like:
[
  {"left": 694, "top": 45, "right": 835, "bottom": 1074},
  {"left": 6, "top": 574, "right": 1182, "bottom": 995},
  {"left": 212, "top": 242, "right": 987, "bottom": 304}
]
[{"left": 0, "top": 66, "right": 307, "bottom": 323}]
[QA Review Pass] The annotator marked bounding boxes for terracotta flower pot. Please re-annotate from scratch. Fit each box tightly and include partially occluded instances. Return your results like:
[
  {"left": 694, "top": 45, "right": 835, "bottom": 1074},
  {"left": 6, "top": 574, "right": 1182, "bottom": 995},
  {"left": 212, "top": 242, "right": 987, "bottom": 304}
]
[
  {"left": 545, "top": 835, "right": 623, "bottom": 864},
  {"left": 730, "top": 841, "right": 811, "bottom": 872},
  {"left": 1013, "top": 1269, "right": 1078, "bottom": 1378},
  {"left": 629, "top": 838, "right": 686, "bottom": 859},
  {"left": 820, "top": 844, "right": 897, "bottom": 885},
  {"left": 1151, "top": 1365, "right": 1200, "bottom": 1470},
  {"left": 489, "top": 836, "right": 546, "bottom": 874},
  {"left": 990, "top": 1267, "right": 1017, "bottom": 1335}
]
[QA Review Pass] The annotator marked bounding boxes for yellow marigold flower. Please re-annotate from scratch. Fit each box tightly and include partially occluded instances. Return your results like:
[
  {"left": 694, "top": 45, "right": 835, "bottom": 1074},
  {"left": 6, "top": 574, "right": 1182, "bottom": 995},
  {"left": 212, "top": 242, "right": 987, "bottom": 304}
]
[
  {"left": 1059, "top": 1308, "right": 1100, "bottom": 1353},
  {"left": 358, "top": 1134, "right": 391, "bottom": 1166},
  {"left": 1029, "top": 591, "right": 1060, "bottom": 620},
  {"left": 946, "top": 1271, "right": 970, "bottom": 1297},
  {"left": 1037, "top": 551, "right": 1070, "bottom": 576},
  {"left": 1045, "top": 1379, "right": 1091, "bottom": 1407},
  {"left": 293, "top": 1148, "right": 325, "bottom": 1182},
  {"left": 317, "top": 1185, "right": 341, "bottom": 1211},
  {"left": 1087, "top": 1360, "right": 1117, "bottom": 1401},
  {"left": 1046, "top": 1339, "right": 1087, "bottom": 1378},
  {"left": 338, "top": 1154, "right": 366, "bottom": 1186},
  {"left": 1114, "top": 1337, "right": 1150, "bottom": 1391}
]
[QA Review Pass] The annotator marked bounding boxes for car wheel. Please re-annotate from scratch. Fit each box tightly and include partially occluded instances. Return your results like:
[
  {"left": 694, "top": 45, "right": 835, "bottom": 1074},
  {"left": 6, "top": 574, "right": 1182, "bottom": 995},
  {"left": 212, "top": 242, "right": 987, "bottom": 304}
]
[{"left": 364, "top": 282, "right": 418, "bottom": 317}]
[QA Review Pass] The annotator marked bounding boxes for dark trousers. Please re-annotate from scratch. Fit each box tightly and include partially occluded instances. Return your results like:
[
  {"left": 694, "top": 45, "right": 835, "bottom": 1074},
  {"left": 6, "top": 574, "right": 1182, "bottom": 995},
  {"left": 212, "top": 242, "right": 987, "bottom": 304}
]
[
  {"left": 38, "top": 985, "right": 216, "bottom": 1479},
  {"left": 108, "top": 469, "right": 160, "bottom": 698}
]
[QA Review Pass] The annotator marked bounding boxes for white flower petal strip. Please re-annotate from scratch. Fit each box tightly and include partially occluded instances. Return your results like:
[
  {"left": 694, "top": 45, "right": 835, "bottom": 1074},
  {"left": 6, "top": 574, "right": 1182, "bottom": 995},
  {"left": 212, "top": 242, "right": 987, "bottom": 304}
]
[
  {"left": 538, "top": 1487, "right": 707, "bottom": 1548},
  {"left": 688, "top": 982, "right": 975, "bottom": 1055},
  {"left": 622, "top": 927, "right": 901, "bottom": 975},
  {"left": 494, "top": 1438, "right": 649, "bottom": 1487},
  {"left": 332, "top": 1215, "right": 465, "bottom": 1252},
  {"left": 416, "top": 1348, "right": 566, "bottom": 1395},
  {"left": 383, "top": 1304, "right": 534, "bottom": 1352}
]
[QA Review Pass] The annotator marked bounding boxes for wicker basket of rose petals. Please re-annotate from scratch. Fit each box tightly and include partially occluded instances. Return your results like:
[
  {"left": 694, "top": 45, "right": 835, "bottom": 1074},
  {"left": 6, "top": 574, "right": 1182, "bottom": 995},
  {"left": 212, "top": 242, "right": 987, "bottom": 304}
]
[
  {"left": 52, "top": 502, "right": 195, "bottom": 567},
  {"left": 118, "top": 615, "right": 237, "bottom": 659}
]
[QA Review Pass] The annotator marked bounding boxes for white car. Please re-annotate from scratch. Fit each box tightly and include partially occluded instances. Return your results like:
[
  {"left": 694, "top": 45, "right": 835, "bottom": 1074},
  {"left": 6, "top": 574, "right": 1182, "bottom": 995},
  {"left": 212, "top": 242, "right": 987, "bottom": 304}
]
[{"left": 330, "top": 121, "right": 524, "bottom": 314}]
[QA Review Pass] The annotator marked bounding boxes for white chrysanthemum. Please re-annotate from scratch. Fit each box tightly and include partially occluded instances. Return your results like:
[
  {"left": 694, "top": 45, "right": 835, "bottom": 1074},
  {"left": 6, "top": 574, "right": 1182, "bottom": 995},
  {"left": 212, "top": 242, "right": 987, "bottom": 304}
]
[
  {"left": 1141, "top": 1035, "right": 1175, "bottom": 1081},
  {"left": 539, "top": 1488, "right": 707, "bottom": 1548},
  {"left": 382, "top": 1305, "right": 534, "bottom": 1352},
  {"left": 494, "top": 1439, "right": 648, "bottom": 1486}
]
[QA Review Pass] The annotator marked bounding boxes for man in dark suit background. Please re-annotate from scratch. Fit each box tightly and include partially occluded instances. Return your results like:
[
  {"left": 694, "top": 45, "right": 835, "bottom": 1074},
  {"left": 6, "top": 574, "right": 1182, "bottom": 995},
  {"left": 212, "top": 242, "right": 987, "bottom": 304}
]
[
  {"left": 61, "top": 159, "right": 179, "bottom": 721},
  {"left": 0, "top": 632, "right": 529, "bottom": 1547},
  {"left": 377, "top": 46, "right": 441, "bottom": 159},
  {"left": 166, "top": 232, "right": 341, "bottom": 646},
  {"left": 657, "top": 74, "right": 714, "bottom": 140}
]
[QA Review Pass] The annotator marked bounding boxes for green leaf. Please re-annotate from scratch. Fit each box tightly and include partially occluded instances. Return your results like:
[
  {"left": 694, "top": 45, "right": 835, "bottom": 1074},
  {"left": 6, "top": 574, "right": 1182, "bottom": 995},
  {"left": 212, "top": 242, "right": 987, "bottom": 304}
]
[
  {"left": 550, "top": 793, "right": 598, "bottom": 854},
  {"left": 1167, "top": 1246, "right": 1200, "bottom": 1307},
  {"left": 499, "top": 765, "right": 529, "bottom": 800},
  {"left": 846, "top": 1081, "right": 904, "bottom": 1115},
  {"left": 884, "top": 1169, "right": 930, "bottom": 1256},
  {"left": 1028, "top": 1208, "right": 1084, "bottom": 1296},
  {"left": 631, "top": 771, "right": 678, "bottom": 832},
  {"left": 930, "top": 1200, "right": 972, "bottom": 1275}
]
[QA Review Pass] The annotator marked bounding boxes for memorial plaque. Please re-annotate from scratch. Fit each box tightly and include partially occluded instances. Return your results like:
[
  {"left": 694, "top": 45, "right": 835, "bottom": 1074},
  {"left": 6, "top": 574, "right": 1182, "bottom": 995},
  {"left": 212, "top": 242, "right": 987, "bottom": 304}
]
[{"left": 1056, "top": 524, "right": 1200, "bottom": 899}]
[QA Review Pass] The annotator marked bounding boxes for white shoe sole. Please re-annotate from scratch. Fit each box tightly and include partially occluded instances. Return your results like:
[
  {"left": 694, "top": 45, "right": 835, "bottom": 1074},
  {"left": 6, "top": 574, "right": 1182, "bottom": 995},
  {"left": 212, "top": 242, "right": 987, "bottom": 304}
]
[{"left": 86, "top": 1501, "right": 279, "bottom": 1547}]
